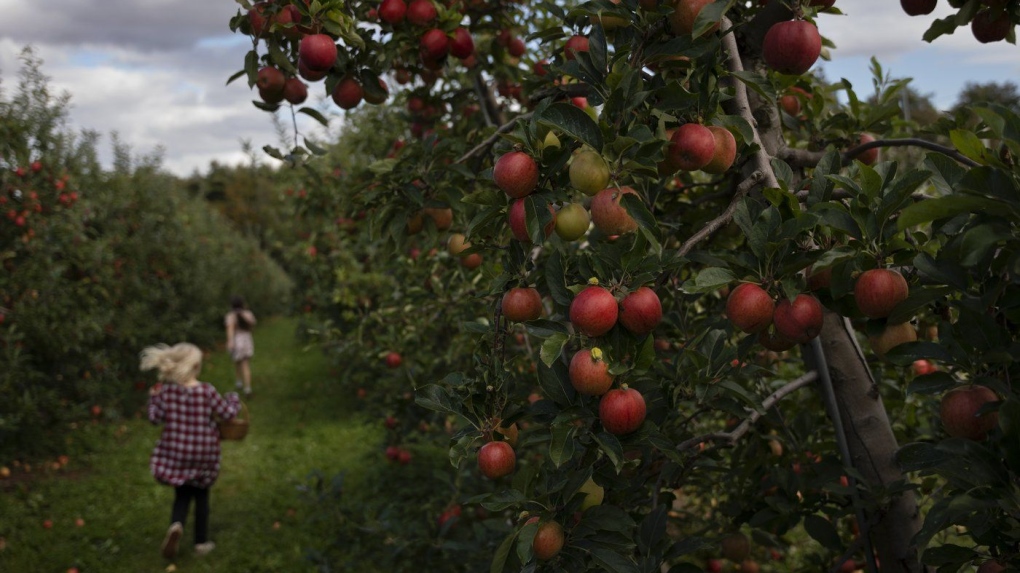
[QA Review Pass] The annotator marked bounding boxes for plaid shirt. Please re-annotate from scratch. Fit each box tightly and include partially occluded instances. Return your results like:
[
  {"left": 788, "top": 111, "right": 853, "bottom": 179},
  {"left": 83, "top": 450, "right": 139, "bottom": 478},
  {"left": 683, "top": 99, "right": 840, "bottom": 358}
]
[{"left": 148, "top": 382, "right": 240, "bottom": 487}]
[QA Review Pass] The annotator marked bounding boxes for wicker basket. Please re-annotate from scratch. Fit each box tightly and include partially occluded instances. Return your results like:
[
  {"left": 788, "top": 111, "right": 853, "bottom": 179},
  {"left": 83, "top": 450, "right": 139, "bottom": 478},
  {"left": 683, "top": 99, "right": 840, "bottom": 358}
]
[{"left": 217, "top": 401, "right": 249, "bottom": 441}]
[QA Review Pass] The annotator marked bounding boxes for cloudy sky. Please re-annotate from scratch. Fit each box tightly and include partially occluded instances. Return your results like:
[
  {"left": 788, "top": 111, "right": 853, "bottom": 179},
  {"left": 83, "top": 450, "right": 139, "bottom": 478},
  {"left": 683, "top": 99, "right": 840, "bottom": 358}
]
[{"left": 0, "top": 0, "right": 1016, "bottom": 177}]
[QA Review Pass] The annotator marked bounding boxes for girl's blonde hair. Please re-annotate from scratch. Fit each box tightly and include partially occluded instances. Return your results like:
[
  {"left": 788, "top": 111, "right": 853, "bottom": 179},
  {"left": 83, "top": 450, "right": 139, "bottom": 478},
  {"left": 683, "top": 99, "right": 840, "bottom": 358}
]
[{"left": 139, "top": 343, "right": 202, "bottom": 384}]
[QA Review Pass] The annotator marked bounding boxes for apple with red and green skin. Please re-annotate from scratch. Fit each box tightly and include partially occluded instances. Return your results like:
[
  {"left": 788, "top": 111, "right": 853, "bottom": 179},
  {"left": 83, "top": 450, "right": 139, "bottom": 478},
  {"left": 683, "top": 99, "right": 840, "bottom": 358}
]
[
  {"left": 726, "top": 283, "right": 774, "bottom": 334},
  {"left": 901, "top": 0, "right": 937, "bottom": 15},
  {"left": 868, "top": 321, "right": 917, "bottom": 359},
  {"left": 406, "top": 0, "right": 437, "bottom": 25},
  {"left": 461, "top": 253, "right": 483, "bottom": 269},
  {"left": 502, "top": 287, "right": 543, "bottom": 322},
  {"left": 618, "top": 287, "right": 662, "bottom": 335},
  {"left": 526, "top": 518, "right": 565, "bottom": 560},
  {"left": 493, "top": 151, "right": 539, "bottom": 198},
  {"left": 854, "top": 133, "right": 880, "bottom": 165},
  {"left": 702, "top": 126, "right": 737, "bottom": 174},
  {"left": 385, "top": 351, "right": 402, "bottom": 368},
  {"left": 854, "top": 268, "right": 909, "bottom": 318},
  {"left": 976, "top": 560, "right": 1007, "bottom": 573},
  {"left": 283, "top": 78, "right": 308, "bottom": 104},
  {"left": 299, "top": 34, "right": 337, "bottom": 72},
  {"left": 570, "top": 284, "right": 619, "bottom": 337},
  {"left": 379, "top": 0, "right": 407, "bottom": 24},
  {"left": 423, "top": 206, "right": 452, "bottom": 230},
  {"left": 669, "top": 0, "right": 718, "bottom": 35},
  {"left": 478, "top": 441, "right": 516, "bottom": 478},
  {"left": 779, "top": 93, "right": 801, "bottom": 116},
  {"left": 563, "top": 35, "right": 590, "bottom": 60},
  {"left": 762, "top": 20, "right": 822, "bottom": 75},
  {"left": 450, "top": 27, "right": 474, "bottom": 59},
  {"left": 508, "top": 198, "right": 554, "bottom": 242},
  {"left": 599, "top": 387, "right": 646, "bottom": 434},
  {"left": 590, "top": 186, "right": 639, "bottom": 235},
  {"left": 555, "top": 203, "right": 590, "bottom": 241},
  {"left": 332, "top": 75, "right": 364, "bottom": 109},
  {"left": 257, "top": 66, "right": 285, "bottom": 95},
  {"left": 298, "top": 59, "right": 327, "bottom": 82},
  {"left": 569, "top": 149, "right": 611, "bottom": 196},
  {"left": 941, "top": 385, "right": 999, "bottom": 440},
  {"left": 43, "top": 519, "right": 53, "bottom": 530},
  {"left": 912, "top": 359, "right": 937, "bottom": 376},
  {"left": 569, "top": 347, "right": 615, "bottom": 395},
  {"left": 772, "top": 294, "right": 823, "bottom": 343},
  {"left": 972, "top": 9, "right": 1010, "bottom": 43},
  {"left": 669, "top": 124, "right": 716, "bottom": 171},
  {"left": 447, "top": 233, "right": 470, "bottom": 255}
]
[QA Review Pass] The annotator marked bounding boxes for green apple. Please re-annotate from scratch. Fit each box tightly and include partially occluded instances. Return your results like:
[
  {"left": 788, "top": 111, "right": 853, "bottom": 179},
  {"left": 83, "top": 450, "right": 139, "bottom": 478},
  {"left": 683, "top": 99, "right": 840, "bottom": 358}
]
[
  {"left": 555, "top": 203, "right": 591, "bottom": 241},
  {"left": 569, "top": 149, "right": 611, "bottom": 196}
]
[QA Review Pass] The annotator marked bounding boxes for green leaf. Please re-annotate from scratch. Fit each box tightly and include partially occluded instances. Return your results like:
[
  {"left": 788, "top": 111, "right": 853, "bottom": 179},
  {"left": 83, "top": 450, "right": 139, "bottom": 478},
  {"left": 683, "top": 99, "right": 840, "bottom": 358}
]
[
  {"left": 896, "top": 442, "right": 949, "bottom": 472},
  {"left": 538, "top": 103, "right": 604, "bottom": 151},
  {"left": 415, "top": 384, "right": 462, "bottom": 417},
  {"left": 243, "top": 50, "right": 259, "bottom": 87},
  {"left": 303, "top": 137, "right": 328, "bottom": 156},
  {"left": 549, "top": 423, "right": 576, "bottom": 468},
  {"left": 298, "top": 107, "right": 330, "bottom": 127},
  {"left": 545, "top": 251, "right": 573, "bottom": 307},
  {"left": 921, "top": 544, "right": 977, "bottom": 567},
  {"left": 491, "top": 530, "right": 517, "bottom": 573},
  {"left": 589, "top": 546, "right": 640, "bottom": 573},
  {"left": 898, "top": 195, "right": 1006, "bottom": 230},
  {"left": 620, "top": 192, "right": 657, "bottom": 231},
  {"left": 950, "top": 129, "right": 989, "bottom": 164},
  {"left": 540, "top": 332, "right": 570, "bottom": 367},
  {"left": 729, "top": 70, "right": 777, "bottom": 102},
  {"left": 684, "top": 267, "right": 735, "bottom": 294},
  {"left": 907, "top": 372, "right": 957, "bottom": 395},
  {"left": 692, "top": 0, "right": 731, "bottom": 38},
  {"left": 803, "top": 515, "right": 843, "bottom": 552},
  {"left": 593, "top": 431, "right": 624, "bottom": 472}
]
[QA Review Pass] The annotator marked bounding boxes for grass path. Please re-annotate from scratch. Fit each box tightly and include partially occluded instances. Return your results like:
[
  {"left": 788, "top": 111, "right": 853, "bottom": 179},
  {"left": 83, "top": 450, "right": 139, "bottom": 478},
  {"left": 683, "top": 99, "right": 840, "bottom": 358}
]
[{"left": 0, "top": 316, "right": 379, "bottom": 573}]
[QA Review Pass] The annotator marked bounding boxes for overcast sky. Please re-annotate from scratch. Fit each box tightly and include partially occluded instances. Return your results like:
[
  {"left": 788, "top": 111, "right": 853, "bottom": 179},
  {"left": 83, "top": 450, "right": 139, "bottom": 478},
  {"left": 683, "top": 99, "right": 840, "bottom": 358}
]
[{"left": 0, "top": 0, "right": 1016, "bottom": 177}]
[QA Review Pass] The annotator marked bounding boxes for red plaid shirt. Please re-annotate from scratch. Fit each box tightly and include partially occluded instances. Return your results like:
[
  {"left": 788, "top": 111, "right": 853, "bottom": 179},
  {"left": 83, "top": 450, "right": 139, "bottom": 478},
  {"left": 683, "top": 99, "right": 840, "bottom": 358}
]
[{"left": 147, "top": 382, "right": 240, "bottom": 487}]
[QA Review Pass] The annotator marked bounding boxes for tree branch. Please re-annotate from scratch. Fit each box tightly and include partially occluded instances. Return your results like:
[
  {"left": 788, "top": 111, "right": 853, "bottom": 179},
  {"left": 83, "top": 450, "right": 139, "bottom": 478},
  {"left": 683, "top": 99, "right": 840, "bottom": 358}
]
[
  {"left": 676, "top": 170, "right": 764, "bottom": 258},
  {"left": 455, "top": 113, "right": 533, "bottom": 165},
  {"left": 677, "top": 370, "right": 819, "bottom": 452},
  {"left": 781, "top": 138, "right": 980, "bottom": 169}
]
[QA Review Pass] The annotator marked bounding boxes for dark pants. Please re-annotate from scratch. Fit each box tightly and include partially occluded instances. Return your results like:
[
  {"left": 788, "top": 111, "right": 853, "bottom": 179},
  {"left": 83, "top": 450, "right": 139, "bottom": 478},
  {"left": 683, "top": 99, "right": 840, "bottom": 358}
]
[{"left": 171, "top": 484, "right": 210, "bottom": 543}]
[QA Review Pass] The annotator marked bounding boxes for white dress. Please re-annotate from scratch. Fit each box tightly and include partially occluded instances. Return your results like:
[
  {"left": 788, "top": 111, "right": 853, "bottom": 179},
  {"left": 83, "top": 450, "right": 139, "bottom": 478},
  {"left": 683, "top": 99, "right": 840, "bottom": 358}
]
[{"left": 225, "top": 311, "right": 255, "bottom": 362}]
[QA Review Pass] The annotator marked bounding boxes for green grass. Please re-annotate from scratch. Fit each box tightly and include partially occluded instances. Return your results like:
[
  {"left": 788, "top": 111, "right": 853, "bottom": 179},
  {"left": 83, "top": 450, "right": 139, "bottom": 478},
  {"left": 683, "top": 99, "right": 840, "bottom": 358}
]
[{"left": 0, "top": 316, "right": 381, "bottom": 573}]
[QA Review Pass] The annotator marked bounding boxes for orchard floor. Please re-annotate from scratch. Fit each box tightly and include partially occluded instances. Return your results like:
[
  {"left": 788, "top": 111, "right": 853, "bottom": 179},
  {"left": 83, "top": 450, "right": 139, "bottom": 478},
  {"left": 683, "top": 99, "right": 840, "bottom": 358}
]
[{"left": 0, "top": 316, "right": 381, "bottom": 573}]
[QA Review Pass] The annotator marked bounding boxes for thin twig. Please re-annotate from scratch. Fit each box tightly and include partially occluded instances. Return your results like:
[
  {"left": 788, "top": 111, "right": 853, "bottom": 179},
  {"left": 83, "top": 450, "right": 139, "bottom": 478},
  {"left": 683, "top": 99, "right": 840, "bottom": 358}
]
[
  {"left": 677, "top": 370, "right": 818, "bottom": 452},
  {"left": 782, "top": 137, "right": 980, "bottom": 169},
  {"left": 676, "top": 170, "right": 764, "bottom": 258},
  {"left": 455, "top": 113, "right": 533, "bottom": 165}
]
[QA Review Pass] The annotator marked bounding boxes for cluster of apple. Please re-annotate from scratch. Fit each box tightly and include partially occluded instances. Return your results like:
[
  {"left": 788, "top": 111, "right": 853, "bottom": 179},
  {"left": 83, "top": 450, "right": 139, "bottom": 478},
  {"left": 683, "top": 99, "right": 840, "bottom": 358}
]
[
  {"left": 725, "top": 282, "right": 824, "bottom": 351},
  {"left": 2, "top": 162, "right": 79, "bottom": 246},
  {"left": 901, "top": 0, "right": 1016, "bottom": 44}
]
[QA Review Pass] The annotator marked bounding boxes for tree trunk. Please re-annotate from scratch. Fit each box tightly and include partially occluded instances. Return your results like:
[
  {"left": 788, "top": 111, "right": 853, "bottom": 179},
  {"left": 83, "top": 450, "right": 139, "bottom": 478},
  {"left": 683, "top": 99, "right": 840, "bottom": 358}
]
[{"left": 816, "top": 308, "right": 925, "bottom": 573}]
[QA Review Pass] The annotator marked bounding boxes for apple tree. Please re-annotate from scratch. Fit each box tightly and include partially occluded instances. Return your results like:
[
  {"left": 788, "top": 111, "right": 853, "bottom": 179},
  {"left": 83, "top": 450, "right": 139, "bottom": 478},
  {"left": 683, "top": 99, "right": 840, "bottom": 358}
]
[{"left": 228, "top": 0, "right": 1020, "bottom": 571}]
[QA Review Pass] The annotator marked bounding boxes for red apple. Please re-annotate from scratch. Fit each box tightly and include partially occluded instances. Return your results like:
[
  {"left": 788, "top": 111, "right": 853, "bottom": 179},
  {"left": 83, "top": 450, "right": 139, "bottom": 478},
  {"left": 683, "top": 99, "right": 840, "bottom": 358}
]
[
  {"left": 599, "top": 387, "right": 647, "bottom": 434},
  {"left": 385, "top": 351, "right": 402, "bottom": 368},
  {"left": 507, "top": 37, "right": 526, "bottom": 57},
  {"left": 423, "top": 206, "right": 452, "bottom": 230},
  {"left": 256, "top": 66, "right": 285, "bottom": 95},
  {"left": 854, "top": 268, "right": 908, "bottom": 319},
  {"left": 779, "top": 93, "right": 801, "bottom": 116},
  {"left": 508, "top": 198, "right": 555, "bottom": 242},
  {"left": 941, "top": 385, "right": 999, "bottom": 440},
  {"left": 669, "top": 124, "right": 716, "bottom": 171},
  {"left": 590, "top": 186, "right": 639, "bottom": 235},
  {"left": 298, "top": 59, "right": 328, "bottom": 82},
  {"left": 282, "top": 78, "right": 308, "bottom": 104},
  {"left": 900, "top": 0, "right": 937, "bottom": 15},
  {"left": 299, "top": 34, "right": 338, "bottom": 72},
  {"left": 772, "top": 294, "right": 823, "bottom": 344},
  {"left": 406, "top": 0, "right": 438, "bottom": 25},
  {"left": 332, "top": 75, "right": 364, "bottom": 109},
  {"left": 493, "top": 151, "right": 539, "bottom": 198},
  {"left": 397, "top": 449, "right": 412, "bottom": 464},
  {"left": 702, "top": 126, "right": 737, "bottom": 174},
  {"left": 758, "top": 326, "right": 797, "bottom": 351},
  {"left": 912, "top": 359, "right": 937, "bottom": 376},
  {"left": 855, "top": 133, "right": 880, "bottom": 165},
  {"left": 478, "top": 441, "right": 516, "bottom": 478},
  {"left": 450, "top": 27, "right": 474, "bottom": 59},
  {"left": 563, "top": 35, "right": 590, "bottom": 60},
  {"left": 972, "top": 9, "right": 1010, "bottom": 43},
  {"left": 976, "top": 560, "right": 1007, "bottom": 573},
  {"left": 569, "top": 347, "right": 615, "bottom": 396},
  {"left": 502, "top": 287, "right": 543, "bottom": 322},
  {"left": 570, "top": 284, "right": 619, "bottom": 337},
  {"left": 532, "top": 520, "right": 565, "bottom": 560},
  {"left": 618, "top": 287, "right": 662, "bottom": 335},
  {"left": 420, "top": 28, "right": 450, "bottom": 60},
  {"left": 762, "top": 20, "right": 822, "bottom": 75},
  {"left": 669, "top": 0, "right": 718, "bottom": 35},
  {"left": 726, "top": 283, "right": 774, "bottom": 334},
  {"left": 379, "top": 0, "right": 407, "bottom": 24}
]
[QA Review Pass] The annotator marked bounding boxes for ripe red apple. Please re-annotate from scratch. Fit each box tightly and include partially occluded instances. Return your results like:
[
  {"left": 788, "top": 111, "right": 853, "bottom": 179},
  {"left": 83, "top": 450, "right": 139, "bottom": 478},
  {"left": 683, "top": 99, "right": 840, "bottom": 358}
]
[
  {"left": 941, "top": 385, "right": 999, "bottom": 440},
  {"left": 364, "top": 78, "right": 389, "bottom": 105},
  {"left": 702, "top": 126, "right": 737, "bottom": 174},
  {"left": 332, "top": 75, "right": 364, "bottom": 109},
  {"left": 461, "top": 253, "right": 483, "bottom": 269},
  {"left": 493, "top": 151, "right": 539, "bottom": 198},
  {"left": 248, "top": 2, "right": 272, "bottom": 36},
  {"left": 555, "top": 203, "right": 590, "bottom": 241},
  {"left": 478, "top": 441, "right": 516, "bottom": 478},
  {"left": 977, "top": 560, "right": 1007, "bottom": 573},
  {"left": 420, "top": 28, "right": 450, "bottom": 60},
  {"left": 257, "top": 66, "right": 285, "bottom": 95},
  {"left": 570, "top": 284, "right": 619, "bottom": 337},
  {"left": 448, "top": 233, "right": 470, "bottom": 255},
  {"left": 912, "top": 359, "right": 937, "bottom": 376},
  {"left": 423, "top": 206, "right": 452, "bottom": 230},
  {"left": 855, "top": 133, "right": 880, "bottom": 165},
  {"left": 599, "top": 387, "right": 647, "bottom": 434},
  {"left": 90, "top": 405, "right": 102, "bottom": 417},
  {"left": 854, "top": 268, "right": 909, "bottom": 319},
  {"left": 438, "top": 504, "right": 462, "bottom": 528},
  {"left": 669, "top": 0, "right": 718, "bottom": 35},
  {"left": 43, "top": 519, "right": 53, "bottom": 529},
  {"left": 779, "top": 93, "right": 801, "bottom": 116},
  {"left": 868, "top": 321, "right": 917, "bottom": 359},
  {"left": 298, "top": 59, "right": 327, "bottom": 82},
  {"left": 706, "top": 559, "right": 723, "bottom": 573},
  {"left": 273, "top": 5, "right": 303, "bottom": 39},
  {"left": 901, "top": 0, "right": 937, "bottom": 15},
  {"left": 507, "top": 37, "right": 526, "bottom": 57},
  {"left": 299, "top": 34, "right": 338, "bottom": 72},
  {"left": 563, "top": 35, "right": 590, "bottom": 60},
  {"left": 385, "top": 351, "right": 402, "bottom": 368},
  {"left": 972, "top": 9, "right": 1010, "bottom": 43},
  {"left": 569, "top": 347, "right": 615, "bottom": 396},
  {"left": 406, "top": 0, "right": 438, "bottom": 25},
  {"left": 397, "top": 449, "right": 412, "bottom": 464},
  {"left": 772, "top": 294, "right": 823, "bottom": 344},
  {"left": 669, "top": 124, "right": 716, "bottom": 171},
  {"left": 379, "top": 0, "right": 407, "bottom": 24},
  {"left": 741, "top": 560, "right": 761, "bottom": 573},
  {"left": 590, "top": 186, "right": 639, "bottom": 235},
  {"left": 450, "top": 27, "right": 474, "bottom": 59},
  {"left": 508, "top": 198, "right": 554, "bottom": 242},
  {"left": 384, "top": 415, "right": 398, "bottom": 429},
  {"left": 618, "top": 287, "right": 662, "bottom": 335},
  {"left": 762, "top": 20, "right": 822, "bottom": 75},
  {"left": 502, "top": 287, "right": 543, "bottom": 322},
  {"left": 726, "top": 283, "right": 774, "bottom": 334},
  {"left": 532, "top": 519, "right": 565, "bottom": 560},
  {"left": 282, "top": 78, "right": 308, "bottom": 104}
]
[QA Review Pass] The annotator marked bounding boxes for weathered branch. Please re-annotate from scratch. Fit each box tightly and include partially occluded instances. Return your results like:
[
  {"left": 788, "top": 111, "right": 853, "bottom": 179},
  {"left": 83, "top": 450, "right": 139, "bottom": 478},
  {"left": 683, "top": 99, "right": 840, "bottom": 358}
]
[
  {"left": 781, "top": 138, "right": 980, "bottom": 169},
  {"left": 455, "top": 112, "right": 533, "bottom": 165},
  {"left": 677, "top": 370, "right": 818, "bottom": 452},
  {"left": 676, "top": 169, "right": 764, "bottom": 258}
]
